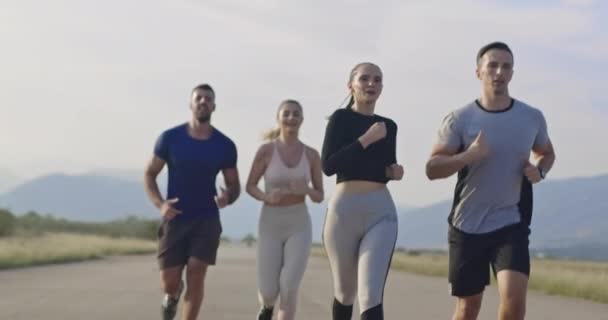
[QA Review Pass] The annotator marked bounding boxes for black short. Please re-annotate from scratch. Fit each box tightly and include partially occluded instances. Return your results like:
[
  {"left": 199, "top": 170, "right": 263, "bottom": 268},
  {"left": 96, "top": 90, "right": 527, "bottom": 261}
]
[
  {"left": 448, "top": 223, "right": 530, "bottom": 297},
  {"left": 157, "top": 216, "right": 223, "bottom": 269}
]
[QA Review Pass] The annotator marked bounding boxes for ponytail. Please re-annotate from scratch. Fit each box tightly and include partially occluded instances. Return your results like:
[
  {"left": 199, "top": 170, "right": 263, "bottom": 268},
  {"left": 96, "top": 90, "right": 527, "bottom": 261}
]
[
  {"left": 262, "top": 127, "right": 281, "bottom": 141},
  {"left": 345, "top": 95, "right": 354, "bottom": 109}
]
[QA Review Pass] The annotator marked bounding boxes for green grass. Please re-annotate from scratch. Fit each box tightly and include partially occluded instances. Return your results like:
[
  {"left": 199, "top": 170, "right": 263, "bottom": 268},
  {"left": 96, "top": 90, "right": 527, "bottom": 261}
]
[
  {"left": 312, "top": 247, "right": 608, "bottom": 304},
  {"left": 529, "top": 258, "right": 608, "bottom": 304},
  {"left": 0, "top": 232, "right": 156, "bottom": 270}
]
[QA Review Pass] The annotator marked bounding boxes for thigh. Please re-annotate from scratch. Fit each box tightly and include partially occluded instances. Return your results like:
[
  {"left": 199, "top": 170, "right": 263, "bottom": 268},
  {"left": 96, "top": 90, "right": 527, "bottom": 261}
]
[
  {"left": 323, "top": 210, "right": 360, "bottom": 280},
  {"left": 323, "top": 204, "right": 361, "bottom": 304},
  {"left": 492, "top": 224, "right": 530, "bottom": 276},
  {"left": 357, "top": 214, "right": 398, "bottom": 310},
  {"left": 496, "top": 269, "right": 528, "bottom": 303},
  {"left": 448, "top": 226, "right": 491, "bottom": 297},
  {"left": 186, "top": 256, "right": 209, "bottom": 281},
  {"left": 257, "top": 224, "right": 285, "bottom": 291},
  {"left": 188, "top": 216, "right": 223, "bottom": 266},
  {"left": 157, "top": 220, "right": 190, "bottom": 269},
  {"left": 281, "top": 223, "right": 313, "bottom": 288},
  {"left": 160, "top": 264, "right": 185, "bottom": 290}
]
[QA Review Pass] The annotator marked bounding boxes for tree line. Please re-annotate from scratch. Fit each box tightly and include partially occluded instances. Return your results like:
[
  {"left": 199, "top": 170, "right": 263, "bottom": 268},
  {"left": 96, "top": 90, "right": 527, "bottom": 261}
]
[{"left": 0, "top": 208, "right": 159, "bottom": 240}]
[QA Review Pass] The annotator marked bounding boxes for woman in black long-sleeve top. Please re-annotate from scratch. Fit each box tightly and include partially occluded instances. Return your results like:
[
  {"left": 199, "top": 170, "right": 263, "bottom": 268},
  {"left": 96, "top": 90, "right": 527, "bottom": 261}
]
[{"left": 321, "top": 62, "right": 403, "bottom": 320}]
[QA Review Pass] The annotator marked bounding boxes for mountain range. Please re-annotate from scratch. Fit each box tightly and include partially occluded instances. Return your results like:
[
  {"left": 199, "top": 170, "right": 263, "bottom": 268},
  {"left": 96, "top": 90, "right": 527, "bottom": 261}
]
[{"left": 1, "top": 171, "right": 607, "bottom": 259}]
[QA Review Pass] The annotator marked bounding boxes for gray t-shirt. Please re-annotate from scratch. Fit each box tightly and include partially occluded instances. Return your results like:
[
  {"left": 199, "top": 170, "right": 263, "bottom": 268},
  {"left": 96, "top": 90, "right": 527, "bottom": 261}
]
[{"left": 436, "top": 99, "right": 550, "bottom": 234}]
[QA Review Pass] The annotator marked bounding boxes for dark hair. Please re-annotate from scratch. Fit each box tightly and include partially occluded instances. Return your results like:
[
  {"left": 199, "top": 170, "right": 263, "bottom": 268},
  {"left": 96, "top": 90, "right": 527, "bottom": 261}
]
[
  {"left": 476, "top": 42, "right": 513, "bottom": 65},
  {"left": 192, "top": 83, "right": 215, "bottom": 96},
  {"left": 345, "top": 95, "right": 355, "bottom": 110}
]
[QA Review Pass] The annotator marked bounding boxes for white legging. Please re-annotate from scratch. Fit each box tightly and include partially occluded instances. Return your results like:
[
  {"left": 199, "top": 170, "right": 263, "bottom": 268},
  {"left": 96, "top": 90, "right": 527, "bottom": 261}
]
[
  {"left": 257, "top": 203, "right": 312, "bottom": 318},
  {"left": 323, "top": 187, "right": 398, "bottom": 314}
]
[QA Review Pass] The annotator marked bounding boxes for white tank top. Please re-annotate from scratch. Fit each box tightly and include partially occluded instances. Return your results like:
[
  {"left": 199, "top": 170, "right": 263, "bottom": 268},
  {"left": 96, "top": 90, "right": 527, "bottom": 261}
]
[{"left": 264, "top": 141, "right": 311, "bottom": 192}]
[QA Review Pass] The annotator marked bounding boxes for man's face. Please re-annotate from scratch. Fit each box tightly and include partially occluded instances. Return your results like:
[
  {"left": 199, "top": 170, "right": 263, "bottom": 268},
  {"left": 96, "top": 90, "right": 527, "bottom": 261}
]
[
  {"left": 190, "top": 89, "right": 215, "bottom": 123},
  {"left": 476, "top": 49, "right": 514, "bottom": 96}
]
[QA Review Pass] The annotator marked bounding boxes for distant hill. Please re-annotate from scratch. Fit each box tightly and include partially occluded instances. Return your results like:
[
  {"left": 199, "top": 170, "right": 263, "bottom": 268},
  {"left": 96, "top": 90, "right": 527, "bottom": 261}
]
[
  {"left": 396, "top": 174, "right": 608, "bottom": 260},
  {"left": 397, "top": 200, "right": 450, "bottom": 249},
  {"left": 0, "top": 173, "right": 159, "bottom": 221},
  {"left": 2, "top": 172, "right": 607, "bottom": 260},
  {"left": 84, "top": 168, "right": 145, "bottom": 183},
  {"left": 0, "top": 172, "right": 404, "bottom": 242}
]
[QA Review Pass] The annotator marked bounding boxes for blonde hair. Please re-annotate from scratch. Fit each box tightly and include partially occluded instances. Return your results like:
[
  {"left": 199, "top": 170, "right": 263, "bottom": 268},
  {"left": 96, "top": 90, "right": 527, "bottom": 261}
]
[
  {"left": 262, "top": 100, "right": 303, "bottom": 140},
  {"left": 262, "top": 128, "right": 281, "bottom": 141}
]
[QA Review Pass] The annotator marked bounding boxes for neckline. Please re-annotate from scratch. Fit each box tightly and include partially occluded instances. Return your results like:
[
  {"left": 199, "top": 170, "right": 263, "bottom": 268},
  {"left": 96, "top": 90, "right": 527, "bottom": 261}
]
[
  {"left": 184, "top": 123, "right": 214, "bottom": 141},
  {"left": 274, "top": 140, "right": 305, "bottom": 169},
  {"left": 475, "top": 98, "right": 515, "bottom": 113},
  {"left": 347, "top": 108, "right": 376, "bottom": 118}
]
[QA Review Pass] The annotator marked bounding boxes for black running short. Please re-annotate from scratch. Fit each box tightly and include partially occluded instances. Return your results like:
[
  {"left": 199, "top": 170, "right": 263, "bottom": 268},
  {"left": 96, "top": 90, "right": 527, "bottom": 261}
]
[
  {"left": 448, "top": 223, "right": 530, "bottom": 297},
  {"left": 157, "top": 216, "right": 222, "bottom": 269}
]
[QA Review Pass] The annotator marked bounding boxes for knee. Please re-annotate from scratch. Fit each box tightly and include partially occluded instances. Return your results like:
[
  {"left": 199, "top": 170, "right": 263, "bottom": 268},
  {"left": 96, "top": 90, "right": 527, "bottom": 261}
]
[
  {"left": 501, "top": 295, "right": 526, "bottom": 318},
  {"left": 358, "top": 291, "right": 381, "bottom": 312},
  {"left": 259, "top": 280, "right": 279, "bottom": 307},
  {"left": 186, "top": 267, "right": 204, "bottom": 287},
  {"left": 185, "top": 259, "right": 208, "bottom": 290},
  {"left": 186, "top": 259, "right": 208, "bottom": 276},
  {"left": 335, "top": 292, "right": 356, "bottom": 306},
  {"left": 455, "top": 296, "right": 482, "bottom": 320},
  {"left": 334, "top": 279, "right": 357, "bottom": 305},
  {"left": 259, "top": 289, "right": 278, "bottom": 307},
  {"left": 161, "top": 275, "right": 181, "bottom": 294},
  {"left": 279, "top": 286, "right": 299, "bottom": 309}
]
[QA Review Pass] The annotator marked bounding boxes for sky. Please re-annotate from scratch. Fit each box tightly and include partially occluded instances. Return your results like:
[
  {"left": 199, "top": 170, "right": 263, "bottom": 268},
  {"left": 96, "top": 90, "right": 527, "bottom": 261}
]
[{"left": 1, "top": 0, "right": 606, "bottom": 207}]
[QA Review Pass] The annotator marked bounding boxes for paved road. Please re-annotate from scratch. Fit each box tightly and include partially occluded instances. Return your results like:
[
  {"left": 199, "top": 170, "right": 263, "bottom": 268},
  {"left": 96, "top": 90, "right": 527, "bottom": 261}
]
[{"left": 1, "top": 244, "right": 607, "bottom": 319}]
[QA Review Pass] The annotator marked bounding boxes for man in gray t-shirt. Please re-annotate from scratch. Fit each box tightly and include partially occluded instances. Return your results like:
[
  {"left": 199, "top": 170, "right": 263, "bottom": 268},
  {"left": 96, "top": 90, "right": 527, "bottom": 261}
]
[{"left": 426, "top": 42, "right": 556, "bottom": 320}]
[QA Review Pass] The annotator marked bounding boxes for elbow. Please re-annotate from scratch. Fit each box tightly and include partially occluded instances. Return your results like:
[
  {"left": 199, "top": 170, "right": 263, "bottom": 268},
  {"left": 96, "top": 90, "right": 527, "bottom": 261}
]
[
  {"left": 143, "top": 170, "right": 156, "bottom": 183},
  {"left": 321, "top": 163, "right": 335, "bottom": 177},
  {"left": 425, "top": 162, "right": 439, "bottom": 181},
  {"left": 245, "top": 184, "right": 256, "bottom": 197}
]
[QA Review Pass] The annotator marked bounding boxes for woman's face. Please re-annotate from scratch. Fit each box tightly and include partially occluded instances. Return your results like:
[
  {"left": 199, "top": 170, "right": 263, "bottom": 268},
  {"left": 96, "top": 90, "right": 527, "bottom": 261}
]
[
  {"left": 349, "top": 63, "right": 383, "bottom": 105},
  {"left": 277, "top": 102, "right": 303, "bottom": 134}
]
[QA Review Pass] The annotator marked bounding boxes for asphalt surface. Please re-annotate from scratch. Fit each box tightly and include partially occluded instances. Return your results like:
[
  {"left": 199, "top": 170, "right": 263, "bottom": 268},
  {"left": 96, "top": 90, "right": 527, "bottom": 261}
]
[{"left": 1, "top": 244, "right": 607, "bottom": 319}]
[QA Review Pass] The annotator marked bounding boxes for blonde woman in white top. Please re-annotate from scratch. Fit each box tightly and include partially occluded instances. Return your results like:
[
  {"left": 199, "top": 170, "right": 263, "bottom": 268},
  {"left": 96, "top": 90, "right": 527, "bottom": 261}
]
[{"left": 246, "top": 100, "right": 324, "bottom": 320}]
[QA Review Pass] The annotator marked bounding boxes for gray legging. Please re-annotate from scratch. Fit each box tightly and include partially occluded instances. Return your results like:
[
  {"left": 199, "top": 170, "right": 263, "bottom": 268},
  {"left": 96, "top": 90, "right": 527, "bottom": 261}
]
[
  {"left": 323, "top": 186, "right": 398, "bottom": 314},
  {"left": 257, "top": 203, "right": 312, "bottom": 316}
]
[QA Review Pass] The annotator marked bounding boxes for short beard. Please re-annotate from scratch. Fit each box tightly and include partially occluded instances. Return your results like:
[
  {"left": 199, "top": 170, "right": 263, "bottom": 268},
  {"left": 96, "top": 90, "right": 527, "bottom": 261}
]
[
  {"left": 197, "top": 114, "right": 211, "bottom": 123},
  {"left": 493, "top": 89, "right": 507, "bottom": 96}
]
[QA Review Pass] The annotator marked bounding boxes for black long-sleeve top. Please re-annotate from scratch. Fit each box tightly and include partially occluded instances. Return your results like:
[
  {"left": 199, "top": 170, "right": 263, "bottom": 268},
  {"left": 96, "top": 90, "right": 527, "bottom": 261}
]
[{"left": 321, "top": 108, "right": 398, "bottom": 184}]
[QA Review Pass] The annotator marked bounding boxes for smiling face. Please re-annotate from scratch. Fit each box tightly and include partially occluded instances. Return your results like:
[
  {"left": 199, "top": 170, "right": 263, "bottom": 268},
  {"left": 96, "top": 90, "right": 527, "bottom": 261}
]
[
  {"left": 276, "top": 100, "right": 303, "bottom": 135},
  {"left": 476, "top": 48, "right": 514, "bottom": 96},
  {"left": 348, "top": 63, "right": 383, "bottom": 105}
]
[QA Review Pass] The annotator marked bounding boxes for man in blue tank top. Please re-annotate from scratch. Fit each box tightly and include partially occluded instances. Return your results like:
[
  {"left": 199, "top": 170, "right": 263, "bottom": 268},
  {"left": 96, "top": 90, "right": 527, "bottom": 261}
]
[
  {"left": 144, "top": 83, "right": 240, "bottom": 320},
  {"left": 426, "top": 42, "right": 556, "bottom": 320}
]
